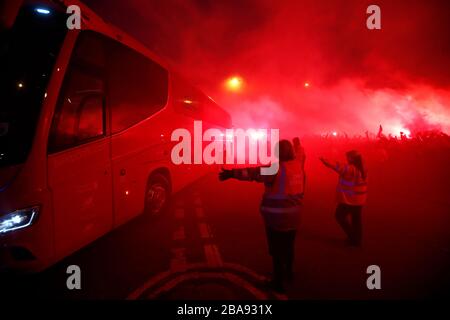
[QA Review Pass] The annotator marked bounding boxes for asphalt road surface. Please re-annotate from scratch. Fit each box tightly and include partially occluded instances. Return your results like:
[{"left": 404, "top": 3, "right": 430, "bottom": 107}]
[{"left": 1, "top": 152, "right": 450, "bottom": 300}]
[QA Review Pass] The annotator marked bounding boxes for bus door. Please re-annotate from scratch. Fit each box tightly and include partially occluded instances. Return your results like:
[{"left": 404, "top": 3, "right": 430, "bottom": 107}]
[{"left": 47, "top": 32, "right": 113, "bottom": 257}]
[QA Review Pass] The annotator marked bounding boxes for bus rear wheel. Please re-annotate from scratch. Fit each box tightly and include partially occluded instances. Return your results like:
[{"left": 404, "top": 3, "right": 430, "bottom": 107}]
[{"left": 144, "top": 173, "right": 171, "bottom": 217}]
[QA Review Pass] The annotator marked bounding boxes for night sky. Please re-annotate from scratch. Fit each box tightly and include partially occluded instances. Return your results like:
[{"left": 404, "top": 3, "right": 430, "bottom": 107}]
[{"left": 84, "top": 0, "right": 450, "bottom": 136}]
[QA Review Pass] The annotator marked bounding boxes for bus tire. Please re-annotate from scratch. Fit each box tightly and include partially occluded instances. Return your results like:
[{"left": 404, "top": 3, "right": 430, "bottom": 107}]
[{"left": 144, "top": 173, "right": 171, "bottom": 217}]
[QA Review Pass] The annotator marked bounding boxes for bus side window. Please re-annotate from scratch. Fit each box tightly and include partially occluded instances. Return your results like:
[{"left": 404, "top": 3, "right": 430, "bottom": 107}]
[
  {"left": 48, "top": 32, "right": 106, "bottom": 153},
  {"left": 106, "top": 41, "right": 169, "bottom": 133},
  {"left": 172, "top": 77, "right": 204, "bottom": 120}
]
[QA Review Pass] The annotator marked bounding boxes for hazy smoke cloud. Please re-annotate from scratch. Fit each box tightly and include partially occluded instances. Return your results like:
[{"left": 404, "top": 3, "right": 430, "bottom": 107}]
[{"left": 84, "top": 0, "right": 450, "bottom": 135}]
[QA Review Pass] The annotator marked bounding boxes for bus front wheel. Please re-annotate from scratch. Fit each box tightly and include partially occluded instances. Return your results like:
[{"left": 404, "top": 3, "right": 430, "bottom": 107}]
[{"left": 144, "top": 173, "right": 171, "bottom": 216}]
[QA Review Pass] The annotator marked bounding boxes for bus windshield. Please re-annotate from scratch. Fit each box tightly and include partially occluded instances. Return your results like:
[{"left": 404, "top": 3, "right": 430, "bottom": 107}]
[{"left": 0, "top": 2, "right": 67, "bottom": 168}]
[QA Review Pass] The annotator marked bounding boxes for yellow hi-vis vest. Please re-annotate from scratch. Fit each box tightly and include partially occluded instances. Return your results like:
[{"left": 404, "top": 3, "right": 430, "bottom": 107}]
[
  {"left": 336, "top": 164, "right": 368, "bottom": 206},
  {"left": 260, "top": 160, "right": 304, "bottom": 231}
]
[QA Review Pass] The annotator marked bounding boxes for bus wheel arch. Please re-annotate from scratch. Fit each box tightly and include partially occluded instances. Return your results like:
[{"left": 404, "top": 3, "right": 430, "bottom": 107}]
[{"left": 144, "top": 168, "right": 171, "bottom": 216}]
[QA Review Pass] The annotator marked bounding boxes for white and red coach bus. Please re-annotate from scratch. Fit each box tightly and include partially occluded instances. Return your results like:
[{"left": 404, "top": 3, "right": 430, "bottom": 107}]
[{"left": 0, "top": 0, "right": 231, "bottom": 272}]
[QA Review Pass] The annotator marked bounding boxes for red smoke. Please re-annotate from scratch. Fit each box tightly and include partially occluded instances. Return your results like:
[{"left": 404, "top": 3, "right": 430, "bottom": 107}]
[{"left": 85, "top": 0, "right": 450, "bottom": 135}]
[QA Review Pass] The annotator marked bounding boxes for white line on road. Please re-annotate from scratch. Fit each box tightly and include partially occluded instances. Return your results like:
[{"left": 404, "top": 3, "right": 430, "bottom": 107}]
[
  {"left": 199, "top": 223, "right": 211, "bottom": 239},
  {"left": 127, "top": 193, "right": 276, "bottom": 300},
  {"left": 175, "top": 199, "right": 184, "bottom": 207},
  {"left": 195, "top": 207, "right": 205, "bottom": 218},
  {"left": 204, "top": 244, "right": 223, "bottom": 267},
  {"left": 175, "top": 208, "right": 184, "bottom": 219},
  {"left": 194, "top": 197, "right": 202, "bottom": 206},
  {"left": 172, "top": 226, "right": 185, "bottom": 241},
  {"left": 170, "top": 248, "right": 187, "bottom": 271}
]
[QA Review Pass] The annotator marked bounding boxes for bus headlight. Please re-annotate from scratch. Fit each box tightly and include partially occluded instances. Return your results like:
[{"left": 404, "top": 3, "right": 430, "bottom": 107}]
[{"left": 0, "top": 206, "right": 39, "bottom": 234}]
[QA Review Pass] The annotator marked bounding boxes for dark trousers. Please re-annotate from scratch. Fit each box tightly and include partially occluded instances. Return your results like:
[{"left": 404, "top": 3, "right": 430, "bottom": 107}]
[
  {"left": 335, "top": 203, "right": 362, "bottom": 246},
  {"left": 265, "top": 227, "right": 297, "bottom": 286}
]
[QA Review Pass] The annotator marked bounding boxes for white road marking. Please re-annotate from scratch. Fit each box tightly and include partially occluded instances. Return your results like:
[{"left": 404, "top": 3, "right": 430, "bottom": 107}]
[
  {"left": 204, "top": 244, "right": 223, "bottom": 267},
  {"left": 172, "top": 226, "right": 185, "bottom": 241},
  {"left": 129, "top": 193, "right": 273, "bottom": 300},
  {"left": 175, "top": 199, "right": 184, "bottom": 207},
  {"left": 144, "top": 271, "right": 269, "bottom": 300},
  {"left": 175, "top": 208, "right": 184, "bottom": 219},
  {"left": 199, "top": 223, "right": 211, "bottom": 239},
  {"left": 170, "top": 248, "right": 187, "bottom": 271},
  {"left": 195, "top": 207, "right": 205, "bottom": 218},
  {"left": 194, "top": 197, "right": 202, "bottom": 206}
]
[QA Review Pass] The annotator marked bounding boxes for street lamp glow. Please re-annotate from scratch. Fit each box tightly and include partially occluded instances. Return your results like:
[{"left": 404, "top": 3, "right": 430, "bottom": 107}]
[{"left": 225, "top": 76, "right": 243, "bottom": 92}]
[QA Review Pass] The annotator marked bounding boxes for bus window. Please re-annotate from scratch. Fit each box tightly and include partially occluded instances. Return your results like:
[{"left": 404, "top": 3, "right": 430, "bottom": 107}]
[
  {"left": 172, "top": 76, "right": 204, "bottom": 119},
  {"left": 106, "top": 41, "right": 169, "bottom": 133},
  {"left": 48, "top": 32, "right": 106, "bottom": 153}
]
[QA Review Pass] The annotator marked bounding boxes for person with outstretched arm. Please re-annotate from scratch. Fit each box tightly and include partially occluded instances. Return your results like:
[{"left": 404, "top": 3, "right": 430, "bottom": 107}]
[
  {"left": 320, "top": 150, "right": 368, "bottom": 246},
  {"left": 219, "top": 140, "right": 305, "bottom": 293}
]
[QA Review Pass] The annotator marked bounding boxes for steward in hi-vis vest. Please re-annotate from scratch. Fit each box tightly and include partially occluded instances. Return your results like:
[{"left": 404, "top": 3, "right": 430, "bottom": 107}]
[
  {"left": 335, "top": 163, "right": 368, "bottom": 206},
  {"left": 320, "top": 150, "right": 368, "bottom": 247},
  {"left": 219, "top": 139, "right": 305, "bottom": 293},
  {"left": 260, "top": 159, "right": 304, "bottom": 231}
]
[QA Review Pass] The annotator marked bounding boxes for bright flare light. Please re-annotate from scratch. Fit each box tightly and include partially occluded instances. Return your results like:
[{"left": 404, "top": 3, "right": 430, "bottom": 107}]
[
  {"left": 304, "top": 82, "right": 310, "bottom": 88},
  {"left": 225, "top": 76, "right": 243, "bottom": 92},
  {"left": 400, "top": 128, "right": 411, "bottom": 136},
  {"left": 332, "top": 131, "right": 337, "bottom": 136}
]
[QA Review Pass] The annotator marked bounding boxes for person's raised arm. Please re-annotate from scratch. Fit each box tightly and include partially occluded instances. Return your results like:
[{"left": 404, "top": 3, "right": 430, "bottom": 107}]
[
  {"left": 319, "top": 157, "right": 333, "bottom": 168},
  {"left": 219, "top": 167, "right": 276, "bottom": 184},
  {"left": 320, "top": 157, "right": 343, "bottom": 174}
]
